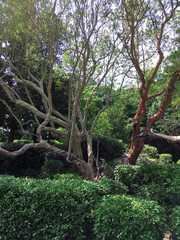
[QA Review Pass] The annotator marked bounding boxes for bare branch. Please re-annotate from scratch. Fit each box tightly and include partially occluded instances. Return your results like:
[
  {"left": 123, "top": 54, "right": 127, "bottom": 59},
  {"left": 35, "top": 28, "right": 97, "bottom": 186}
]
[{"left": 134, "top": 131, "right": 180, "bottom": 142}]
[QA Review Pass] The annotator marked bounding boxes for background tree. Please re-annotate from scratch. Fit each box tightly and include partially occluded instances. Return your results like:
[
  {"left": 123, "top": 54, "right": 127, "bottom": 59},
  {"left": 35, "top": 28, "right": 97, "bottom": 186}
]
[
  {"left": 113, "top": 0, "right": 180, "bottom": 164},
  {"left": 0, "top": 0, "right": 122, "bottom": 179}
]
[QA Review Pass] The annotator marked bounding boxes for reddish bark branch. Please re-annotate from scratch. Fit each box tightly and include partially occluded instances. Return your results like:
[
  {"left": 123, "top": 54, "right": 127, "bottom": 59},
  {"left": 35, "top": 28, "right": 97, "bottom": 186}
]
[{"left": 145, "top": 70, "right": 180, "bottom": 131}]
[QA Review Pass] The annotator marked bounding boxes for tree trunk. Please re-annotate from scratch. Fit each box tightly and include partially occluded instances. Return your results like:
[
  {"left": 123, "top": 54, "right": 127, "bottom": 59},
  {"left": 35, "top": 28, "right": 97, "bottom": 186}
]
[
  {"left": 72, "top": 136, "right": 83, "bottom": 159},
  {"left": 72, "top": 135, "right": 94, "bottom": 179},
  {"left": 127, "top": 137, "right": 146, "bottom": 165},
  {"left": 86, "top": 134, "right": 95, "bottom": 168}
]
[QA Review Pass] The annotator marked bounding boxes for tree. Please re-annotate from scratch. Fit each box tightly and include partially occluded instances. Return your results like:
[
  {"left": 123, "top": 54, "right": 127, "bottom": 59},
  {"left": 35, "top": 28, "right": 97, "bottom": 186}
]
[
  {"left": 0, "top": 0, "right": 122, "bottom": 179},
  {"left": 113, "top": 0, "right": 180, "bottom": 164}
]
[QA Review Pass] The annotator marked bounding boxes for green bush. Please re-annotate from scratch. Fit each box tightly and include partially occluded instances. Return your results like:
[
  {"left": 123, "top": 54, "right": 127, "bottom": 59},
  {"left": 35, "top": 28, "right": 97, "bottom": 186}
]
[
  {"left": 0, "top": 175, "right": 128, "bottom": 240},
  {"left": 115, "top": 163, "right": 180, "bottom": 206},
  {"left": 40, "top": 157, "right": 64, "bottom": 179},
  {"left": 93, "top": 195, "right": 166, "bottom": 240},
  {"left": 169, "top": 206, "right": 180, "bottom": 240},
  {"left": 159, "top": 153, "right": 173, "bottom": 164},
  {"left": 141, "top": 144, "right": 159, "bottom": 159},
  {"left": 0, "top": 177, "right": 86, "bottom": 239},
  {"left": 137, "top": 145, "right": 159, "bottom": 164}
]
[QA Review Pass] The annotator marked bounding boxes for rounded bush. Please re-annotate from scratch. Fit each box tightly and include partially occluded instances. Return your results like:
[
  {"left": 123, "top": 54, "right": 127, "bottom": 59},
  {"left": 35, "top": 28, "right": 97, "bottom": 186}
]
[
  {"left": 93, "top": 195, "right": 166, "bottom": 240},
  {"left": 115, "top": 163, "right": 180, "bottom": 206},
  {"left": 170, "top": 206, "right": 180, "bottom": 240},
  {"left": 159, "top": 154, "right": 173, "bottom": 164}
]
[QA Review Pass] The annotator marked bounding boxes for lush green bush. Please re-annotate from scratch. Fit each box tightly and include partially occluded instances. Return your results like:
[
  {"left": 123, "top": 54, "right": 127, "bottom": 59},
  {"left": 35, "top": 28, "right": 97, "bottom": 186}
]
[
  {"left": 137, "top": 144, "right": 159, "bottom": 164},
  {"left": 0, "top": 175, "right": 128, "bottom": 240},
  {"left": 40, "top": 158, "right": 64, "bottom": 178},
  {"left": 158, "top": 153, "right": 173, "bottom": 164},
  {"left": 93, "top": 195, "right": 166, "bottom": 240},
  {"left": 115, "top": 163, "right": 180, "bottom": 206},
  {"left": 169, "top": 206, "right": 180, "bottom": 240}
]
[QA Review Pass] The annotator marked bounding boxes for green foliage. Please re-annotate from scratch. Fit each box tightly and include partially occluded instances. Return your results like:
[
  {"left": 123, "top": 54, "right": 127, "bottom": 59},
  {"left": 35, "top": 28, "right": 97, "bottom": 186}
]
[
  {"left": 177, "top": 159, "right": 180, "bottom": 165},
  {"left": 141, "top": 145, "right": 159, "bottom": 159},
  {"left": 0, "top": 175, "right": 128, "bottom": 240},
  {"left": 137, "top": 144, "right": 159, "bottom": 164},
  {"left": 93, "top": 195, "right": 166, "bottom": 240},
  {"left": 53, "top": 173, "right": 81, "bottom": 180},
  {"left": 0, "top": 177, "right": 86, "bottom": 240},
  {"left": 115, "top": 163, "right": 180, "bottom": 206},
  {"left": 93, "top": 88, "right": 139, "bottom": 143},
  {"left": 40, "top": 158, "right": 64, "bottom": 179},
  {"left": 98, "top": 178, "right": 128, "bottom": 195},
  {"left": 170, "top": 206, "right": 180, "bottom": 240},
  {"left": 158, "top": 154, "right": 173, "bottom": 164}
]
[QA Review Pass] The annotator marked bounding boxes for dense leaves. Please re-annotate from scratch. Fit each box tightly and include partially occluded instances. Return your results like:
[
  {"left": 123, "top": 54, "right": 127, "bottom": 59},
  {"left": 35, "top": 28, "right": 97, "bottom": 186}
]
[{"left": 0, "top": 175, "right": 167, "bottom": 240}]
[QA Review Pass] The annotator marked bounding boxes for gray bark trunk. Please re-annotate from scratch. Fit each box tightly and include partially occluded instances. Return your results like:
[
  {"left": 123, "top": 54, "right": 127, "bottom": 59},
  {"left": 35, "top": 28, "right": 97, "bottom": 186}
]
[{"left": 86, "top": 134, "right": 94, "bottom": 168}]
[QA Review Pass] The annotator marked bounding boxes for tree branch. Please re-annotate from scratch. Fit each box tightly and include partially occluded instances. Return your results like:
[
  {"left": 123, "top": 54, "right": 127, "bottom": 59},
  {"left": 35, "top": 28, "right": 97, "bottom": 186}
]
[{"left": 134, "top": 131, "right": 180, "bottom": 142}]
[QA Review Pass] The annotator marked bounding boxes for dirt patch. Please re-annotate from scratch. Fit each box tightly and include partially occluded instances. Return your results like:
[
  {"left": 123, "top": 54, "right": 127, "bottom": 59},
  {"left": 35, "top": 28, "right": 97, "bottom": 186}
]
[{"left": 163, "top": 233, "right": 171, "bottom": 240}]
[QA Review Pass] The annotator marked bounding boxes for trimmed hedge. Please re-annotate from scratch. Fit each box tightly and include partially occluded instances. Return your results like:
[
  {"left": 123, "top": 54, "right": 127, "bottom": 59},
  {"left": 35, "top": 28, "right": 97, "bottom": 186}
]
[
  {"left": 93, "top": 195, "right": 166, "bottom": 240},
  {"left": 0, "top": 175, "right": 127, "bottom": 240},
  {"left": 115, "top": 163, "right": 180, "bottom": 206},
  {"left": 0, "top": 175, "right": 166, "bottom": 240}
]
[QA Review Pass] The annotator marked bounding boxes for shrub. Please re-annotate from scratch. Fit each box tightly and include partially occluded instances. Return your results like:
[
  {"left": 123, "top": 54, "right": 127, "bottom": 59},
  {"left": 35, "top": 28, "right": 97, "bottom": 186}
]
[
  {"left": 115, "top": 163, "right": 180, "bottom": 206},
  {"left": 169, "top": 206, "right": 180, "bottom": 240},
  {"left": 137, "top": 144, "right": 159, "bottom": 164},
  {"left": 0, "top": 175, "right": 128, "bottom": 240},
  {"left": 0, "top": 176, "right": 86, "bottom": 239},
  {"left": 115, "top": 163, "right": 179, "bottom": 187},
  {"left": 93, "top": 195, "right": 166, "bottom": 240},
  {"left": 40, "top": 158, "right": 64, "bottom": 179},
  {"left": 98, "top": 178, "right": 128, "bottom": 195},
  {"left": 142, "top": 145, "right": 159, "bottom": 159},
  {"left": 158, "top": 153, "right": 173, "bottom": 164}
]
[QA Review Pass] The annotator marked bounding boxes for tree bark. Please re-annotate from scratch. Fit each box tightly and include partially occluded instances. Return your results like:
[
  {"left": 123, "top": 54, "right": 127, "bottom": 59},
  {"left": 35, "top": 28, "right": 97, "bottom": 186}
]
[
  {"left": 72, "top": 136, "right": 83, "bottom": 159},
  {"left": 134, "top": 132, "right": 180, "bottom": 142},
  {"left": 86, "top": 134, "right": 94, "bottom": 168}
]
